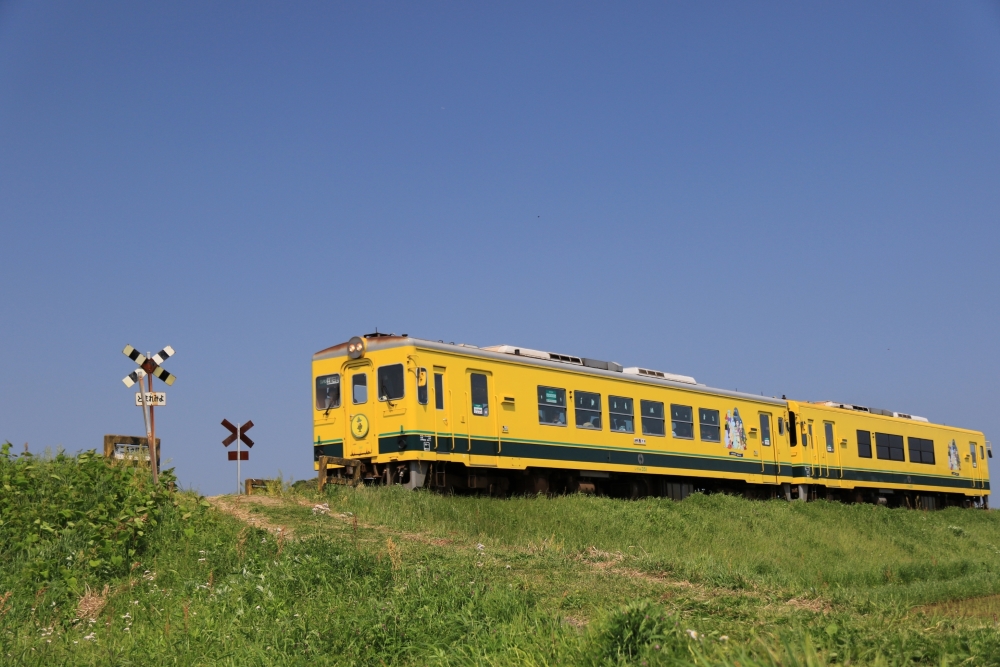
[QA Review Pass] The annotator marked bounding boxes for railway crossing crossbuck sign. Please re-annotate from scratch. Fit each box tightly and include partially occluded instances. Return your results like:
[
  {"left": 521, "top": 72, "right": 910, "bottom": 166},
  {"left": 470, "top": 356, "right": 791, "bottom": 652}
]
[
  {"left": 222, "top": 419, "right": 254, "bottom": 494},
  {"left": 121, "top": 344, "right": 177, "bottom": 485}
]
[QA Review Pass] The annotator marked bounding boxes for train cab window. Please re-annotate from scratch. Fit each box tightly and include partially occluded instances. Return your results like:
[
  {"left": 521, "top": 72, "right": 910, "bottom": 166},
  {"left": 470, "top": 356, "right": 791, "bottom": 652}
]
[
  {"left": 352, "top": 373, "right": 368, "bottom": 404},
  {"left": 801, "top": 423, "right": 809, "bottom": 447},
  {"left": 538, "top": 386, "right": 567, "bottom": 426},
  {"left": 824, "top": 423, "right": 835, "bottom": 453},
  {"left": 778, "top": 417, "right": 785, "bottom": 436},
  {"left": 981, "top": 445, "right": 986, "bottom": 461},
  {"left": 640, "top": 400, "right": 665, "bottom": 436},
  {"left": 760, "top": 414, "right": 772, "bottom": 446},
  {"left": 416, "top": 368, "right": 428, "bottom": 405},
  {"left": 699, "top": 408, "right": 720, "bottom": 442},
  {"left": 608, "top": 396, "right": 634, "bottom": 433},
  {"left": 857, "top": 430, "right": 872, "bottom": 458},
  {"left": 434, "top": 373, "right": 445, "bottom": 410},
  {"left": 876, "top": 432, "right": 905, "bottom": 461},
  {"left": 315, "top": 374, "right": 341, "bottom": 411},
  {"left": 470, "top": 373, "right": 489, "bottom": 416},
  {"left": 575, "top": 391, "right": 602, "bottom": 430},
  {"left": 970, "top": 442, "right": 978, "bottom": 468},
  {"left": 788, "top": 411, "right": 798, "bottom": 446},
  {"left": 908, "top": 437, "right": 935, "bottom": 465},
  {"left": 377, "top": 364, "right": 405, "bottom": 401},
  {"left": 671, "top": 405, "right": 694, "bottom": 439}
]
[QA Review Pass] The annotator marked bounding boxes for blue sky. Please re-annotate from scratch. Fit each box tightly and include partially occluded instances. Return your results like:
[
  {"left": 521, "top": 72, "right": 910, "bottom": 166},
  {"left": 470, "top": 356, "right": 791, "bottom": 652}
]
[{"left": 2, "top": 2, "right": 999, "bottom": 495}]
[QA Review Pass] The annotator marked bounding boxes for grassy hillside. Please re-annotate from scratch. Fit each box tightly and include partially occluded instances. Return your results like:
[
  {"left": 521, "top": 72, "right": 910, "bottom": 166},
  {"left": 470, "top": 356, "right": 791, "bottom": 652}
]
[{"left": 2, "top": 448, "right": 1000, "bottom": 665}]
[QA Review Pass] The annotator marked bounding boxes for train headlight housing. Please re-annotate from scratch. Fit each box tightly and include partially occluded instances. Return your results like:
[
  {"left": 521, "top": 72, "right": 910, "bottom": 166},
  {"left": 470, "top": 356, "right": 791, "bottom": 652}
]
[{"left": 347, "top": 336, "right": 366, "bottom": 359}]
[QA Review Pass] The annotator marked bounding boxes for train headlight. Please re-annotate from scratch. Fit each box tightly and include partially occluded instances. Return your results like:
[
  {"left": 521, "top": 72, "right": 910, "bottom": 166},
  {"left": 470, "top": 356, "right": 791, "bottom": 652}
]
[{"left": 347, "top": 336, "right": 366, "bottom": 359}]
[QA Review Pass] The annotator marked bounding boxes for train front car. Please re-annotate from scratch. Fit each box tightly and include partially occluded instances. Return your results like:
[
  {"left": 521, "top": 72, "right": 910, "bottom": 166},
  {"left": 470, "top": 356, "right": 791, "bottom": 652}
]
[
  {"left": 786, "top": 400, "right": 990, "bottom": 508},
  {"left": 312, "top": 333, "right": 799, "bottom": 496}
]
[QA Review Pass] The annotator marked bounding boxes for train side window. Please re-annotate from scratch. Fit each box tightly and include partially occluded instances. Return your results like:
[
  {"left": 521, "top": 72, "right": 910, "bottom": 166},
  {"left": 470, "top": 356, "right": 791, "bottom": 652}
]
[
  {"left": 575, "top": 391, "right": 602, "bottom": 430},
  {"left": 803, "top": 423, "right": 810, "bottom": 447},
  {"left": 824, "top": 423, "right": 835, "bottom": 453},
  {"left": 470, "top": 373, "right": 489, "bottom": 416},
  {"left": 857, "top": 430, "right": 872, "bottom": 458},
  {"left": 640, "top": 400, "right": 665, "bottom": 436},
  {"left": 315, "top": 374, "right": 341, "bottom": 410},
  {"left": 671, "top": 405, "right": 694, "bottom": 439},
  {"left": 970, "top": 442, "right": 978, "bottom": 468},
  {"left": 760, "top": 414, "right": 772, "bottom": 446},
  {"left": 908, "top": 437, "right": 935, "bottom": 465},
  {"left": 434, "top": 373, "right": 445, "bottom": 410},
  {"left": 352, "top": 373, "right": 368, "bottom": 404},
  {"left": 608, "top": 396, "right": 634, "bottom": 433},
  {"left": 876, "top": 432, "right": 905, "bottom": 461},
  {"left": 538, "top": 386, "right": 567, "bottom": 426},
  {"left": 778, "top": 417, "right": 785, "bottom": 436},
  {"left": 981, "top": 445, "right": 985, "bottom": 461},
  {"left": 416, "top": 368, "right": 428, "bottom": 405},
  {"left": 699, "top": 408, "right": 720, "bottom": 442},
  {"left": 377, "top": 364, "right": 405, "bottom": 401},
  {"left": 788, "top": 411, "right": 798, "bottom": 446}
]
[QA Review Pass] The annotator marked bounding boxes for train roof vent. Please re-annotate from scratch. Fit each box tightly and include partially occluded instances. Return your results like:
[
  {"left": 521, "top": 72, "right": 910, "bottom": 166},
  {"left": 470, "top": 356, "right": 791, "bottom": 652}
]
[
  {"left": 482, "top": 345, "right": 584, "bottom": 365},
  {"left": 623, "top": 367, "right": 697, "bottom": 385},
  {"left": 893, "top": 412, "right": 929, "bottom": 422},
  {"left": 822, "top": 401, "right": 871, "bottom": 412}
]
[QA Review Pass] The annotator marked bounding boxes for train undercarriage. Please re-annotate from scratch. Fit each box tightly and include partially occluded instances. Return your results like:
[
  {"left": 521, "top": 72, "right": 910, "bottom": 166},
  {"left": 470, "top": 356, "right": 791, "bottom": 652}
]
[{"left": 317, "top": 456, "right": 988, "bottom": 510}]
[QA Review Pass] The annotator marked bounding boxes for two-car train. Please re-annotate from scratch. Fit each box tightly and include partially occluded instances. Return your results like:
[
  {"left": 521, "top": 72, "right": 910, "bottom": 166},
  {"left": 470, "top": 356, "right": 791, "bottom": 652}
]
[{"left": 313, "top": 333, "right": 991, "bottom": 508}]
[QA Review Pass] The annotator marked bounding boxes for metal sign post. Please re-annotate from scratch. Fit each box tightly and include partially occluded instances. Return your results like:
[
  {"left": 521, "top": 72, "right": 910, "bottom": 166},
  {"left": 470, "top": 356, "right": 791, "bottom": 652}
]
[
  {"left": 222, "top": 419, "right": 254, "bottom": 494},
  {"left": 122, "top": 345, "right": 176, "bottom": 485}
]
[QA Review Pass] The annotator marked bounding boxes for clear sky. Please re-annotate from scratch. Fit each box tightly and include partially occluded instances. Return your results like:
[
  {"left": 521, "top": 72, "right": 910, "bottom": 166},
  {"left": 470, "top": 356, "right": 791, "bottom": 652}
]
[{"left": 2, "top": 2, "right": 999, "bottom": 495}]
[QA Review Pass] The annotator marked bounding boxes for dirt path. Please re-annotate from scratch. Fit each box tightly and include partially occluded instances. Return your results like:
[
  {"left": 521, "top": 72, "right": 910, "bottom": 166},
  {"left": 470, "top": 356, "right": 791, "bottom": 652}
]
[{"left": 206, "top": 494, "right": 297, "bottom": 538}]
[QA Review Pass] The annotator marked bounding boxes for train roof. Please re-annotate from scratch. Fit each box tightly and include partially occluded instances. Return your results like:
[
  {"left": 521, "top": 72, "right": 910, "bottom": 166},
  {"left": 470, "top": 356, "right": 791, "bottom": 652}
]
[{"left": 314, "top": 334, "right": 786, "bottom": 407}]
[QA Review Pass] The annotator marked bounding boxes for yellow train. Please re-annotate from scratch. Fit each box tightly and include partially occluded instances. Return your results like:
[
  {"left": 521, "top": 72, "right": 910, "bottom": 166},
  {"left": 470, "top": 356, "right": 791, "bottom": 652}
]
[{"left": 313, "top": 333, "right": 991, "bottom": 508}]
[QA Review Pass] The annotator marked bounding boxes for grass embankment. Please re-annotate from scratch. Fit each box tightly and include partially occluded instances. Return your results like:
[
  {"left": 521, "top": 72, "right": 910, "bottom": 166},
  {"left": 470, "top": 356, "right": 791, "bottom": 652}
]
[{"left": 2, "top": 448, "right": 1000, "bottom": 666}]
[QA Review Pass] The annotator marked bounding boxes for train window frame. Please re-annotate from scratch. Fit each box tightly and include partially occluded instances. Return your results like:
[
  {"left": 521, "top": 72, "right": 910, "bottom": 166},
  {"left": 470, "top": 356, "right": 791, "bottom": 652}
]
[
  {"left": 416, "top": 367, "right": 428, "bottom": 405},
  {"left": 908, "top": 437, "right": 935, "bottom": 465},
  {"left": 315, "top": 374, "right": 341, "bottom": 411},
  {"left": 760, "top": 413, "right": 773, "bottom": 447},
  {"left": 575, "top": 391, "right": 602, "bottom": 430},
  {"left": 875, "top": 432, "right": 905, "bottom": 461},
  {"left": 857, "top": 430, "right": 872, "bottom": 458},
  {"left": 377, "top": 364, "right": 405, "bottom": 402},
  {"left": 538, "top": 386, "right": 567, "bottom": 426},
  {"left": 671, "top": 404, "right": 694, "bottom": 439},
  {"left": 352, "top": 373, "right": 368, "bottom": 404},
  {"left": 470, "top": 373, "right": 489, "bottom": 417},
  {"left": 608, "top": 395, "right": 634, "bottom": 434},
  {"left": 699, "top": 408, "right": 720, "bottom": 442},
  {"left": 434, "top": 372, "right": 445, "bottom": 410},
  {"left": 640, "top": 400, "right": 665, "bottom": 437}
]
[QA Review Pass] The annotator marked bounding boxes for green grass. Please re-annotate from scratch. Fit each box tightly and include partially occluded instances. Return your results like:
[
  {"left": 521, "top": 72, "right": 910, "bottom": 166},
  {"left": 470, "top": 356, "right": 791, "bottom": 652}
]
[{"left": 3, "top": 450, "right": 1000, "bottom": 665}]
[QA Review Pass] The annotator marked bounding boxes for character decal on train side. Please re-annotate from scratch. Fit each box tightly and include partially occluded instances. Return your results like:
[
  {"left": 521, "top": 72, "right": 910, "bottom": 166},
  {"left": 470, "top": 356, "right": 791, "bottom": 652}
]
[
  {"left": 725, "top": 408, "right": 747, "bottom": 451},
  {"left": 948, "top": 439, "right": 961, "bottom": 471}
]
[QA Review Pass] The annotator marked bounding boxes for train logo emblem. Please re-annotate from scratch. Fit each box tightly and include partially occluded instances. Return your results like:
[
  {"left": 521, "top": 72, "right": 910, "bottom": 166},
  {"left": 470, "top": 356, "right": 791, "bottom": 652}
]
[{"left": 352, "top": 414, "right": 370, "bottom": 438}]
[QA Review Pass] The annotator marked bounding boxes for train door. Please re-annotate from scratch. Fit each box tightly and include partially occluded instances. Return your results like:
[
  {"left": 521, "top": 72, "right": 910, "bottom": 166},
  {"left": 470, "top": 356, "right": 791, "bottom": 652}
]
[
  {"left": 803, "top": 419, "right": 817, "bottom": 480},
  {"left": 432, "top": 367, "right": 452, "bottom": 454},
  {"left": 314, "top": 371, "right": 344, "bottom": 441},
  {"left": 759, "top": 412, "right": 779, "bottom": 484},
  {"left": 823, "top": 421, "right": 842, "bottom": 487},
  {"left": 970, "top": 441, "right": 983, "bottom": 489},
  {"left": 466, "top": 370, "right": 499, "bottom": 467},
  {"left": 346, "top": 362, "right": 376, "bottom": 458}
]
